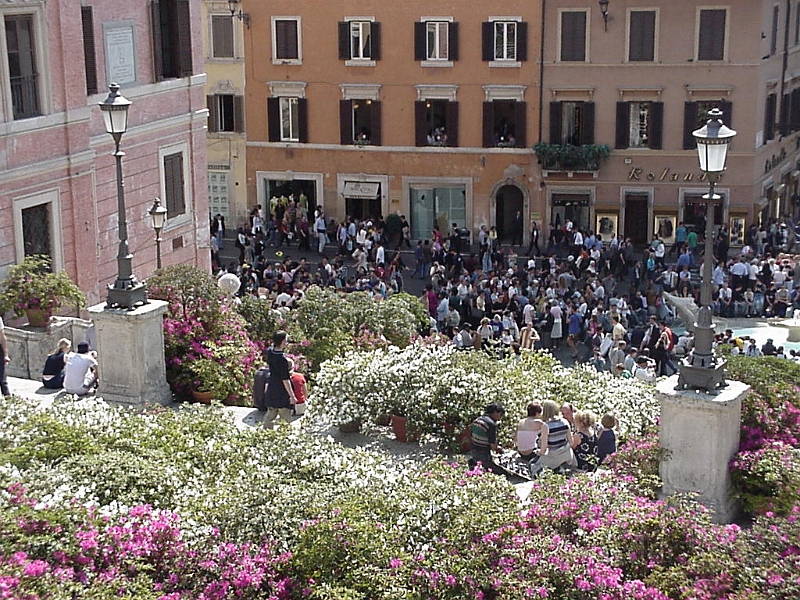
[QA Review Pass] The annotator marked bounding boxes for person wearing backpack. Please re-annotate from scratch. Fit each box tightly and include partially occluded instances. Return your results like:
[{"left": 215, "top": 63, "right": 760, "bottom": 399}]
[{"left": 653, "top": 321, "right": 678, "bottom": 377}]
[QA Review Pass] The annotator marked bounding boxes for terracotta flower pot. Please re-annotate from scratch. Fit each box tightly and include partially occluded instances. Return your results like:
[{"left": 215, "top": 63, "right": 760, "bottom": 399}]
[
  {"left": 191, "top": 390, "right": 213, "bottom": 404},
  {"left": 25, "top": 308, "right": 51, "bottom": 328},
  {"left": 391, "top": 414, "right": 420, "bottom": 443}
]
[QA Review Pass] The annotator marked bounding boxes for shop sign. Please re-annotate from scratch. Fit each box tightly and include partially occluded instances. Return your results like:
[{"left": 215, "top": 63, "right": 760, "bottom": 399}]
[
  {"left": 764, "top": 147, "right": 788, "bottom": 174},
  {"left": 627, "top": 168, "right": 718, "bottom": 182}
]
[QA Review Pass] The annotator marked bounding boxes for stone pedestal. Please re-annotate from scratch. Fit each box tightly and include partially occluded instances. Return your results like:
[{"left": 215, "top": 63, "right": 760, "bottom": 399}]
[
  {"left": 88, "top": 300, "right": 172, "bottom": 406},
  {"left": 658, "top": 376, "right": 748, "bottom": 524}
]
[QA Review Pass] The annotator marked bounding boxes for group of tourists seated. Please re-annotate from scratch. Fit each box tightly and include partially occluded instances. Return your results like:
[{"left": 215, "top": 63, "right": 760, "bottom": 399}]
[{"left": 469, "top": 401, "right": 618, "bottom": 478}]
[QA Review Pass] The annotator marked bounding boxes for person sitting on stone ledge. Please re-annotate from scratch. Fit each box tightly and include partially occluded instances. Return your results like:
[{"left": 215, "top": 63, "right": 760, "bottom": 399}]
[
  {"left": 63, "top": 342, "right": 98, "bottom": 396},
  {"left": 42, "top": 338, "right": 71, "bottom": 390}
]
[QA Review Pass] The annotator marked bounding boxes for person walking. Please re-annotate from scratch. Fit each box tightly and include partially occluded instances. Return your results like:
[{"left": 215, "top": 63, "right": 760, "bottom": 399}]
[{"left": 263, "top": 331, "right": 298, "bottom": 428}]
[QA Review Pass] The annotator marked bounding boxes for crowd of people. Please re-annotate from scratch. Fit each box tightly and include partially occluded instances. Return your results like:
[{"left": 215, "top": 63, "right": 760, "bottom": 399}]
[{"left": 215, "top": 203, "right": 800, "bottom": 378}]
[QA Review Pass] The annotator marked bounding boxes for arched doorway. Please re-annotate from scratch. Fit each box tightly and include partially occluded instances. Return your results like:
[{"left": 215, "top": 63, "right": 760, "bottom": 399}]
[{"left": 495, "top": 184, "right": 524, "bottom": 244}]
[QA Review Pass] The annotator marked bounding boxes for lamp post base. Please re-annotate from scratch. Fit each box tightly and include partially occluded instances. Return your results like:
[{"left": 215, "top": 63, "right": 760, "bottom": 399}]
[
  {"left": 106, "top": 281, "right": 148, "bottom": 310},
  {"left": 675, "top": 359, "right": 727, "bottom": 395}
]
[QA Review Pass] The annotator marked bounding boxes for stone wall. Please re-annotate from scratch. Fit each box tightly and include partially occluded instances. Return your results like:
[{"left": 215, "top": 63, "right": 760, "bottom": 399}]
[{"left": 4, "top": 317, "right": 94, "bottom": 380}]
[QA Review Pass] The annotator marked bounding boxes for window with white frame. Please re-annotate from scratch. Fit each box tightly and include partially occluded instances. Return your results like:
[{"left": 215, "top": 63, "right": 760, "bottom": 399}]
[
  {"left": 272, "top": 17, "right": 300, "bottom": 63},
  {"left": 280, "top": 97, "right": 300, "bottom": 141},
  {"left": 482, "top": 18, "right": 526, "bottom": 64},
  {"left": 4, "top": 13, "right": 42, "bottom": 120},
  {"left": 696, "top": 8, "right": 726, "bottom": 61},
  {"left": 494, "top": 21, "right": 516, "bottom": 60},
  {"left": 559, "top": 10, "right": 587, "bottom": 62},
  {"left": 267, "top": 81, "right": 307, "bottom": 143},
  {"left": 12, "top": 189, "right": 63, "bottom": 269},
  {"left": 627, "top": 9, "right": 656, "bottom": 62},
  {"left": 350, "top": 21, "right": 371, "bottom": 59},
  {"left": 427, "top": 21, "right": 449, "bottom": 60}
]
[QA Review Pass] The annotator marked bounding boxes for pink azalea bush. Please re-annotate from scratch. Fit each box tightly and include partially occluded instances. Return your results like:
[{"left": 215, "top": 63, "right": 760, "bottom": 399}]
[
  {"left": 725, "top": 356, "right": 800, "bottom": 516},
  {"left": 0, "top": 485, "right": 294, "bottom": 600}
]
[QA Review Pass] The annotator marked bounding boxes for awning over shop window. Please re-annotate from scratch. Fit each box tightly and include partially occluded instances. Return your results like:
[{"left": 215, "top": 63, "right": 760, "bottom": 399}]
[{"left": 343, "top": 181, "right": 380, "bottom": 199}]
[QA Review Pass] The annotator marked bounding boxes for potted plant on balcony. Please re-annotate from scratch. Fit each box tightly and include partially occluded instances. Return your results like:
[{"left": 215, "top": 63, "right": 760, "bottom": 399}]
[{"left": 0, "top": 254, "right": 86, "bottom": 327}]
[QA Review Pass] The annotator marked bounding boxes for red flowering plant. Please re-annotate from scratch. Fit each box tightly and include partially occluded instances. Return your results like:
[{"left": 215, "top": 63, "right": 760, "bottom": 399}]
[{"left": 148, "top": 266, "right": 260, "bottom": 405}]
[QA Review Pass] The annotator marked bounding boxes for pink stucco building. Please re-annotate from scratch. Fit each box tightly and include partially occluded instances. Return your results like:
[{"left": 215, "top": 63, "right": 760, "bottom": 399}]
[{"left": 0, "top": 0, "right": 209, "bottom": 311}]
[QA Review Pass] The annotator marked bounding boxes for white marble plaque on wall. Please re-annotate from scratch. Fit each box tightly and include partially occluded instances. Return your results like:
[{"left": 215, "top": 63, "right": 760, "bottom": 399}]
[{"left": 104, "top": 21, "right": 137, "bottom": 85}]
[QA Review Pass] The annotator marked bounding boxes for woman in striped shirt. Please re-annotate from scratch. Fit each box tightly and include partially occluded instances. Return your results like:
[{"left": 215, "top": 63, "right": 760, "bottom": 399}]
[{"left": 536, "top": 400, "right": 577, "bottom": 471}]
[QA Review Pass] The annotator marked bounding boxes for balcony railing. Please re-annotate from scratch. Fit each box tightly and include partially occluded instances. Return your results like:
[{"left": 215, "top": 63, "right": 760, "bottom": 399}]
[
  {"left": 534, "top": 143, "right": 611, "bottom": 172},
  {"left": 10, "top": 74, "right": 41, "bottom": 120}
]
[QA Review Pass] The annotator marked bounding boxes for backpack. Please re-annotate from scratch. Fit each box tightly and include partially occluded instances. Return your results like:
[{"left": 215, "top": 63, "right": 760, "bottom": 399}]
[{"left": 252, "top": 366, "right": 270, "bottom": 411}]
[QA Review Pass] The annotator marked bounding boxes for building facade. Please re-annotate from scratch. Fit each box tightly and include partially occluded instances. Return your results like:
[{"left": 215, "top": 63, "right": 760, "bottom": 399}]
[
  {"left": 540, "top": 0, "right": 800, "bottom": 248},
  {"left": 0, "top": 0, "right": 209, "bottom": 308},
  {"left": 243, "top": 0, "right": 543, "bottom": 245},
  {"left": 203, "top": 0, "right": 247, "bottom": 227}
]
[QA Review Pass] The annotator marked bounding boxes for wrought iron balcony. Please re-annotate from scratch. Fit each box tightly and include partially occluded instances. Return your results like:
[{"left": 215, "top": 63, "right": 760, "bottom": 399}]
[{"left": 10, "top": 74, "right": 40, "bottom": 120}]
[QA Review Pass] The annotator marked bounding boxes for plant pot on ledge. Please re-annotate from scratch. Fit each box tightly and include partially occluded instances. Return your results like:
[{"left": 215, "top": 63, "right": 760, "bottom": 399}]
[
  {"left": 191, "top": 390, "right": 213, "bottom": 404},
  {"left": 25, "top": 309, "right": 51, "bottom": 328}
]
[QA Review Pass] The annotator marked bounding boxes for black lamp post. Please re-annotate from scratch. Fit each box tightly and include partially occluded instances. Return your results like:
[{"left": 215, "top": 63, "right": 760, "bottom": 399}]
[
  {"left": 148, "top": 198, "right": 168, "bottom": 270},
  {"left": 99, "top": 83, "right": 148, "bottom": 309},
  {"left": 675, "top": 107, "right": 736, "bottom": 393},
  {"left": 599, "top": 0, "right": 610, "bottom": 31},
  {"left": 228, "top": 0, "right": 250, "bottom": 27}
]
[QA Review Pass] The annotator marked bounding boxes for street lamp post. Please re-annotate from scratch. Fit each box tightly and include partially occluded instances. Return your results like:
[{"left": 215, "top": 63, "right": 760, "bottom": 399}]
[
  {"left": 99, "top": 83, "right": 147, "bottom": 309},
  {"left": 148, "top": 198, "right": 168, "bottom": 270},
  {"left": 675, "top": 107, "right": 737, "bottom": 394}
]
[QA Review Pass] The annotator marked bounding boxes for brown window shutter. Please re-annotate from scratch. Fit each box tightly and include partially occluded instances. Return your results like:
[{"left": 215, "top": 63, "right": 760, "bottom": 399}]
[
  {"left": 765, "top": 94, "right": 777, "bottom": 141},
  {"left": 414, "top": 101, "right": 427, "bottom": 146},
  {"left": 340, "top": 99, "right": 353, "bottom": 144},
  {"left": 212, "top": 16, "right": 234, "bottom": 58},
  {"left": 446, "top": 101, "right": 459, "bottom": 147},
  {"left": 176, "top": 0, "right": 193, "bottom": 77},
  {"left": 560, "top": 12, "right": 586, "bottom": 61},
  {"left": 516, "top": 22, "right": 528, "bottom": 62},
  {"left": 151, "top": 0, "right": 164, "bottom": 81},
  {"left": 549, "top": 102, "right": 562, "bottom": 144},
  {"left": 370, "top": 22, "right": 381, "bottom": 60},
  {"left": 267, "top": 97, "right": 280, "bottom": 142},
  {"left": 414, "top": 22, "right": 426, "bottom": 61},
  {"left": 338, "top": 22, "right": 350, "bottom": 60},
  {"left": 582, "top": 102, "right": 595, "bottom": 145},
  {"left": 781, "top": 93, "right": 791, "bottom": 137},
  {"left": 165, "top": 153, "right": 185, "bottom": 215},
  {"left": 698, "top": 9, "right": 726, "bottom": 60},
  {"left": 81, "top": 6, "right": 98, "bottom": 95},
  {"left": 276, "top": 20, "right": 298, "bottom": 59},
  {"left": 615, "top": 102, "right": 630, "bottom": 149},
  {"left": 649, "top": 102, "right": 664, "bottom": 150},
  {"left": 481, "top": 22, "right": 493, "bottom": 61},
  {"left": 449, "top": 22, "right": 459, "bottom": 61},
  {"left": 298, "top": 98, "right": 308, "bottom": 143},
  {"left": 514, "top": 101, "right": 527, "bottom": 147},
  {"left": 629, "top": 11, "right": 655, "bottom": 61},
  {"left": 370, "top": 100, "right": 382, "bottom": 146},
  {"left": 207, "top": 95, "right": 218, "bottom": 132},
  {"left": 683, "top": 102, "right": 697, "bottom": 149},
  {"left": 482, "top": 101, "right": 495, "bottom": 147},
  {"left": 233, "top": 95, "right": 244, "bottom": 133}
]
